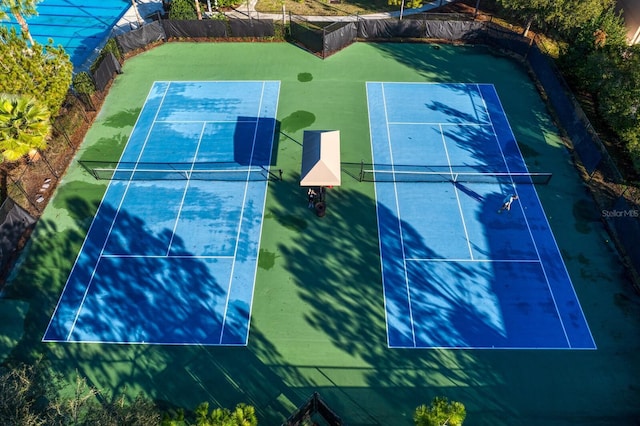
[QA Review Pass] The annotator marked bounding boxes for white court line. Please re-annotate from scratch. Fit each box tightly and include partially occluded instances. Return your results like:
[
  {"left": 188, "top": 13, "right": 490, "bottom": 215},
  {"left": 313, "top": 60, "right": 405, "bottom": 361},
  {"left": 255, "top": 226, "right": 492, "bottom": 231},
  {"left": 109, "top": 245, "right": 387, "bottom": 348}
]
[
  {"left": 477, "top": 84, "right": 571, "bottom": 347},
  {"left": 388, "top": 343, "right": 593, "bottom": 350},
  {"left": 380, "top": 82, "right": 418, "bottom": 348},
  {"left": 488, "top": 84, "right": 595, "bottom": 347},
  {"left": 367, "top": 83, "right": 392, "bottom": 349},
  {"left": 387, "top": 121, "right": 492, "bottom": 126},
  {"left": 66, "top": 82, "right": 172, "bottom": 342},
  {"left": 101, "top": 254, "right": 235, "bottom": 259},
  {"left": 217, "top": 81, "right": 268, "bottom": 345},
  {"left": 166, "top": 122, "right": 207, "bottom": 255},
  {"left": 156, "top": 119, "right": 260, "bottom": 124},
  {"left": 440, "top": 123, "right": 474, "bottom": 260},
  {"left": 243, "top": 82, "right": 280, "bottom": 346},
  {"left": 42, "top": 83, "right": 167, "bottom": 342},
  {"left": 406, "top": 258, "right": 541, "bottom": 263}
]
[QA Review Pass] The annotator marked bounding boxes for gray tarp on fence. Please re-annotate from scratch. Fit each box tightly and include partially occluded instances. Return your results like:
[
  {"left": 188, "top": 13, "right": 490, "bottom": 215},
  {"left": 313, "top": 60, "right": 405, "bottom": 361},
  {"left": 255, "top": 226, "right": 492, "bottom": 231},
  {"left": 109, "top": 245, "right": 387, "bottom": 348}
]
[
  {"left": 481, "top": 22, "right": 531, "bottom": 57},
  {"left": 92, "top": 51, "right": 122, "bottom": 92},
  {"left": 162, "top": 19, "right": 228, "bottom": 38},
  {"left": 229, "top": 19, "right": 275, "bottom": 37},
  {"left": 356, "top": 19, "right": 483, "bottom": 40},
  {"left": 423, "top": 19, "right": 483, "bottom": 40},
  {"left": 358, "top": 19, "right": 422, "bottom": 39},
  {"left": 0, "top": 198, "right": 36, "bottom": 280},
  {"left": 610, "top": 197, "right": 640, "bottom": 279},
  {"left": 323, "top": 21, "right": 357, "bottom": 57},
  {"left": 526, "top": 44, "right": 605, "bottom": 175},
  {"left": 290, "top": 18, "right": 323, "bottom": 56},
  {"left": 161, "top": 19, "right": 275, "bottom": 39},
  {"left": 116, "top": 20, "right": 166, "bottom": 54},
  {"left": 287, "top": 15, "right": 638, "bottom": 282}
]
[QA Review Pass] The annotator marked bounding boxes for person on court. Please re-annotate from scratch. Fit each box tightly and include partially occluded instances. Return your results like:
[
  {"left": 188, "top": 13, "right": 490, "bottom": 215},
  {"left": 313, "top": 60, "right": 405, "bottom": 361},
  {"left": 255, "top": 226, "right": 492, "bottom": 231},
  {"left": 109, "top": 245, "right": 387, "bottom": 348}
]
[
  {"left": 307, "top": 188, "right": 317, "bottom": 208},
  {"left": 498, "top": 194, "right": 518, "bottom": 213}
]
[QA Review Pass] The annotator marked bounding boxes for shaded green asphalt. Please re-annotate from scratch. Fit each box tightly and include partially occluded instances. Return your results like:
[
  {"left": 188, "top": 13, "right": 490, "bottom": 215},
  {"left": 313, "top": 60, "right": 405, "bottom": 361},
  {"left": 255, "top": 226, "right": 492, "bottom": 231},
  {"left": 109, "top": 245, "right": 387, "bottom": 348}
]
[{"left": 5, "top": 42, "right": 640, "bottom": 425}]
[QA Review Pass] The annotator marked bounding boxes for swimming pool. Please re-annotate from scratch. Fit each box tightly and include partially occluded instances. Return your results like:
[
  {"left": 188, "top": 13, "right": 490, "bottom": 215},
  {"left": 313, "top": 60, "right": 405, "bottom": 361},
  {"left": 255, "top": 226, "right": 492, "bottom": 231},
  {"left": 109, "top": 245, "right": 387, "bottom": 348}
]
[{"left": 3, "top": 0, "right": 132, "bottom": 70}]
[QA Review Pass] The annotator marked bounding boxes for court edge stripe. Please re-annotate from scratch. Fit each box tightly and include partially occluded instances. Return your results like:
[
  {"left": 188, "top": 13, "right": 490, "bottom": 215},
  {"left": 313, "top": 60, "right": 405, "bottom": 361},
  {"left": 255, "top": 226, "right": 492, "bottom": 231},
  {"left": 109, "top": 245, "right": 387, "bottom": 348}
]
[
  {"left": 67, "top": 82, "right": 173, "bottom": 341},
  {"left": 406, "top": 258, "right": 540, "bottom": 263},
  {"left": 243, "top": 81, "right": 281, "bottom": 346},
  {"left": 217, "top": 81, "right": 269, "bottom": 345},
  {"left": 381, "top": 82, "right": 418, "bottom": 348},
  {"left": 387, "top": 122, "right": 491, "bottom": 126},
  {"left": 41, "top": 82, "right": 165, "bottom": 342},
  {"left": 479, "top": 83, "right": 572, "bottom": 348},
  {"left": 156, "top": 119, "right": 261, "bottom": 124},
  {"left": 367, "top": 82, "right": 407, "bottom": 349},
  {"left": 487, "top": 84, "right": 596, "bottom": 349},
  {"left": 387, "top": 345, "right": 597, "bottom": 350},
  {"left": 101, "top": 254, "right": 235, "bottom": 259},
  {"left": 366, "top": 83, "right": 392, "bottom": 349},
  {"left": 42, "top": 338, "right": 248, "bottom": 346}
]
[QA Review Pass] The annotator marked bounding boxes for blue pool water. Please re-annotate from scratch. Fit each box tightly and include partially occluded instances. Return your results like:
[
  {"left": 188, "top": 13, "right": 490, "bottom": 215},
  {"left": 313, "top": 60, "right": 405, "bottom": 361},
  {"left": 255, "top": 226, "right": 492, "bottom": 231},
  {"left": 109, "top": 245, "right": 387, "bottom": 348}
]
[{"left": 3, "top": 0, "right": 131, "bottom": 69}]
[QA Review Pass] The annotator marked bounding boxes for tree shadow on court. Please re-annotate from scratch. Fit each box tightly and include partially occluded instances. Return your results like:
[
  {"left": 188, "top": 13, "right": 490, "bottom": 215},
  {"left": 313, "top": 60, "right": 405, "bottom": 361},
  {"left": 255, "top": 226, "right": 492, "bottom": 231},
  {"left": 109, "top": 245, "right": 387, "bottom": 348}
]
[
  {"left": 265, "top": 174, "right": 519, "bottom": 421},
  {"left": 272, "top": 45, "right": 639, "bottom": 422},
  {"left": 266, "top": 174, "right": 636, "bottom": 423},
  {"left": 371, "top": 43, "right": 502, "bottom": 83},
  {"left": 5, "top": 189, "right": 226, "bottom": 339},
  {"left": 2, "top": 179, "right": 308, "bottom": 422}
]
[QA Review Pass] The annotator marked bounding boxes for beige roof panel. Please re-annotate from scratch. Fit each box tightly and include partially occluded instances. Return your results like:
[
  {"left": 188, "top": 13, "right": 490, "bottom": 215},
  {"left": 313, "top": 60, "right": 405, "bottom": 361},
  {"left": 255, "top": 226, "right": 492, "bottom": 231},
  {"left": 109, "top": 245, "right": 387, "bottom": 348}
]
[{"left": 300, "top": 130, "right": 342, "bottom": 187}]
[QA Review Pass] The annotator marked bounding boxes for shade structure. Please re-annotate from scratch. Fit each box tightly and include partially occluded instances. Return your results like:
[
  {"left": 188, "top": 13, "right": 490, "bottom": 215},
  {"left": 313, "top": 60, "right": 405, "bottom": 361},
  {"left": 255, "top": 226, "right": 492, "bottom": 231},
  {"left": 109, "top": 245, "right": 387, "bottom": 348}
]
[{"left": 300, "top": 130, "right": 342, "bottom": 187}]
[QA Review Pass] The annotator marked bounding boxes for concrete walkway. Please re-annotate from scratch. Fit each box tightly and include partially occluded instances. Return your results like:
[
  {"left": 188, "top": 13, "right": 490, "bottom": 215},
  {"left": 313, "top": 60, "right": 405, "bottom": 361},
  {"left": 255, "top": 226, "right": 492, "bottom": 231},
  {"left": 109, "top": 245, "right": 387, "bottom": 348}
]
[
  {"left": 115, "top": 0, "right": 455, "bottom": 29},
  {"left": 228, "top": 0, "right": 454, "bottom": 21}
]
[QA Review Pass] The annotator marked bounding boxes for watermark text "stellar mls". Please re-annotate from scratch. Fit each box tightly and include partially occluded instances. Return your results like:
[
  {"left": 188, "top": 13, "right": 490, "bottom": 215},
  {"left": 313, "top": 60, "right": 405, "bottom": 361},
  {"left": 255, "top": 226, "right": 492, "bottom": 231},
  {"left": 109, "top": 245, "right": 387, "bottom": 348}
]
[{"left": 602, "top": 209, "right": 639, "bottom": 218}]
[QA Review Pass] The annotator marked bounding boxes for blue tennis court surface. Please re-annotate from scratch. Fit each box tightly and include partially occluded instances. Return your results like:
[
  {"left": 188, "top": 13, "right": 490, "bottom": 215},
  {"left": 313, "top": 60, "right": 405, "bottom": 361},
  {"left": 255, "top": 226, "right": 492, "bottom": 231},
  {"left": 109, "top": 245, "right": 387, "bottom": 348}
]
[
  {"left": 4, "top": 0, "right": 131, "bottom": 68},
  {"left": 44, "top": 81, "right": 280, "bottom": 345},
  {"left": 367, "top": 82, "right": 596, "bottom": 349}
]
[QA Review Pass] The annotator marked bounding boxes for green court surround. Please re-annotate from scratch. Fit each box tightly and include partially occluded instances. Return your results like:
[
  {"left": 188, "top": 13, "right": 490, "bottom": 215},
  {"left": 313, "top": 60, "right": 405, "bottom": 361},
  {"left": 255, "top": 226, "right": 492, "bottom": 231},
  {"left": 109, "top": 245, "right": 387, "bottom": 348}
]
[{"left": 6, "top": 42, "right": 640, "bottom": 424}]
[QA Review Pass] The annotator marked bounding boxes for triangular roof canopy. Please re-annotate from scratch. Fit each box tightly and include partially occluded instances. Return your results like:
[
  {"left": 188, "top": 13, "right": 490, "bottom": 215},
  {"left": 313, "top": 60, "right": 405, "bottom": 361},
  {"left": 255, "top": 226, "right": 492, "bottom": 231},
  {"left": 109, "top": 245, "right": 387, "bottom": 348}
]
[{"left": 300, "top": 130, "right": 341, "bottom": 187}]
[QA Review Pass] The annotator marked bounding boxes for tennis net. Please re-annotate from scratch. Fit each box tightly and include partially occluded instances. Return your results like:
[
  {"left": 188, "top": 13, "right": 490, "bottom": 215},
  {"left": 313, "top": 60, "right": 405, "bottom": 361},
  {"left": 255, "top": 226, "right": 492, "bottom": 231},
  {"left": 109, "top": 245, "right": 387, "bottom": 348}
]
[
  {"left": 359, "top": 163, "right": 552, "bottom": 184},
  {"left": 79, "top": 161, "right": 277, "bottom": 181}
]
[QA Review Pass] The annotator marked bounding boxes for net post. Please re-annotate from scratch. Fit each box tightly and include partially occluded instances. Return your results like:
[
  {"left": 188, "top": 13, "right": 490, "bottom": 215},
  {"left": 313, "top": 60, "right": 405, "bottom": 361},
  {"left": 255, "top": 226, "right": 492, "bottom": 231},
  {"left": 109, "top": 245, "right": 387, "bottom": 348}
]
[{"left": 359, "top": 160, "right": 364, "bottom": 182}]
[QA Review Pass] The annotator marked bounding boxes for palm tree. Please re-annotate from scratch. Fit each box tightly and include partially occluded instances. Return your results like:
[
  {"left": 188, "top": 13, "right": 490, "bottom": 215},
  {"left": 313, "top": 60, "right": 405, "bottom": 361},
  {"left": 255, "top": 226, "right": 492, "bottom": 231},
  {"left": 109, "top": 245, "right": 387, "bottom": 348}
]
[
  {"left": 0, "top": 0, "right": 40, "bottom": 46},
  {"left": 0, "top": 95, "right": 50, "bottom": 163}
]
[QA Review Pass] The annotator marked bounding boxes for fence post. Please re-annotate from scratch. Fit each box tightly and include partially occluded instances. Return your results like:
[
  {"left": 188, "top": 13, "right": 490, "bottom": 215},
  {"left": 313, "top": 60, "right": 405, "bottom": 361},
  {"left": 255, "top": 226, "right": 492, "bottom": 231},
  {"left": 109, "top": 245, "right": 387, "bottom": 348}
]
[{"left": 9, "top": 177, "right": 40, "bottom": 213}]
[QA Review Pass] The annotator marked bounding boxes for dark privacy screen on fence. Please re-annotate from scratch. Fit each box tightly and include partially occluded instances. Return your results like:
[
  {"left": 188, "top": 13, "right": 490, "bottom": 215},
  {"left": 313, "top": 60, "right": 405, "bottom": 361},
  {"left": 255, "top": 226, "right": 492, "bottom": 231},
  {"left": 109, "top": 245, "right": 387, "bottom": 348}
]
[
  {"left": 96, "top": 14, "right": 637, "bottom": 284},
  {"left": 0, "top": 198, "right": 36, "bottom": 281},
  {"left": 115, "top": 18, "right": 275, "bottom": 54}
]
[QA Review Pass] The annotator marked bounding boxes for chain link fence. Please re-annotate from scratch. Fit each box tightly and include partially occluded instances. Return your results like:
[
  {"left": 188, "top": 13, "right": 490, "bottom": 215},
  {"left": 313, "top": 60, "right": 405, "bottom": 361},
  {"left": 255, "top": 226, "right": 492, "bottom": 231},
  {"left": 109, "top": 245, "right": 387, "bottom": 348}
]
[
  {"left": 5, "top": 9, "right": 638, "bottom": 285},
  {"left": 287, "top": 13, "right": 640, "bottom": 284}
]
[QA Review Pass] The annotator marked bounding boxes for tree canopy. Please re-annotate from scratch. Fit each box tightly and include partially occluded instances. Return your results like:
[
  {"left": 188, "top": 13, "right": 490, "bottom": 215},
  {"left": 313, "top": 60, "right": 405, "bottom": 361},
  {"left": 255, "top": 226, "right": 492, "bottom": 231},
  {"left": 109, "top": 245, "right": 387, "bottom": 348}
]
[
  {"left": 496, "top": 0, "right": 616, "bottom": 35},
  {"left": 558, "top": 6, "right": 640, "bottom": 168},
  {"left": 0, "top": 27, "right": 72, "bottom": 116},
  {"left": 387, "top": 0, "right": 424, "bottom": 11},
  {"left": 169, "top": 0, "right": 198, "bottom": 20},
  {"left": 414, "top": 397, "right": 466, "bottom": 426}
]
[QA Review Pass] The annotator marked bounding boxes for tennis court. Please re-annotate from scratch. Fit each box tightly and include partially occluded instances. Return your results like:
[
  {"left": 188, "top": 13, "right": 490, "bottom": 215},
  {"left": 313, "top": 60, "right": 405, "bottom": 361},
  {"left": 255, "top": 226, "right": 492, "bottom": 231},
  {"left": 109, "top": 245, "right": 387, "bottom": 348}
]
[
  {"left": 9, "top": 42, "right": 639, "bottom": 424},
  {"left": 4, "top": 0, "right": 132, "bottom": 68},
  {"left": 43, "top": 80, "right": 280, "bottom": 345},
  {"left": 367, "top": 82, "right": 596, "bottom": 349}
]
